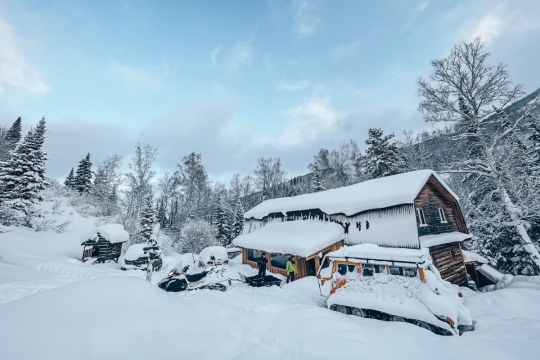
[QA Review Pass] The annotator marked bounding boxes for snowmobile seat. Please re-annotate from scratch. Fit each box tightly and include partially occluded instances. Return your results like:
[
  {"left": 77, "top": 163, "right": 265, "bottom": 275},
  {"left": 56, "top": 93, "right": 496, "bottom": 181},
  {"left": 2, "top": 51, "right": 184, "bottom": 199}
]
[{"left": 185, "top": 271, "right": 209, "bottom": 282}]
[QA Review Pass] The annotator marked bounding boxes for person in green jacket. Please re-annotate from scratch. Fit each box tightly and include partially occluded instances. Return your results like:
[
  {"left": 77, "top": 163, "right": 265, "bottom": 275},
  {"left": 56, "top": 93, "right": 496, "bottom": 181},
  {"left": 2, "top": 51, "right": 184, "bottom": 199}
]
[{"left": 286, "top": 257, "right": 297, "bottom": 283}]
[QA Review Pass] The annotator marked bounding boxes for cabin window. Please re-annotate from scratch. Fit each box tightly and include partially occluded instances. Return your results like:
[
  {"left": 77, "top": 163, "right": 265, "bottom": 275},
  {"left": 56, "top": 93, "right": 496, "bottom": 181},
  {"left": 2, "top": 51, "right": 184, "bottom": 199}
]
[
  {"left": 270, "top": 254, "right": 289, "bottom": 269},
  {"left": 389, "top": 266, "right": 403, "bottom": 276},
  {"left": 321, "top": 256, "right": 330, "bottom": 269},
  {"left": 337, "top": 264, "right": 348, "bottom": 275},
  {"left": 362, "top": 264, "right": 375, "bottom": 276},
  {"left": 437, "top": 208, "right": 447, "bottom": 223},
  {"left": 366, "top": 221, "right": 370, "bottom": 230},
  {"left": 403, "top": 268, "right": 417, "bottom": 277},
  {"left": 416, "top": 208, "right": 427, "bottom": 226},
  {"left": 247, "top": 249, "right": 263, "bottom": 262}
]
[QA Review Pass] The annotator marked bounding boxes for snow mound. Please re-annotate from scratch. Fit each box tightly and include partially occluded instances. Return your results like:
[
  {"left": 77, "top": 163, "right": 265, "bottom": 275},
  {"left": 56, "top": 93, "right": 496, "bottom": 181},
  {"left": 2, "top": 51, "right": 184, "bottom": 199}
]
[
  {"left": 123, "top": 243, "right": 148, "bottom": 261},
  {"left": 245, "top": 170, "right": 456, "bottom": 220},
  {"left": 419, "top": 232, "right": 471, "bottom": 248},
  {"left": 328, "top": 244, "right": 429, "bottom": 265},
  {"left": 80, "top": 223, "right": 129, "bottom": 244},
  {"left": 233, "top": 220, "right": 343, "bottom": 257},
  {"left": 462, "top": 250, "right": 489, "bottom": 264}
]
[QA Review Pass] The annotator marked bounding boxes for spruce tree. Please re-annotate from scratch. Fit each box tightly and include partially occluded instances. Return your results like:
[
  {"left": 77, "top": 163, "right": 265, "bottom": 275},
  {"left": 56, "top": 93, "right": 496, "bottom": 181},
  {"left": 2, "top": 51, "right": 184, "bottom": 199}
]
[
  {"left": 139, "top": 194, "right": 156, "bottom": 242},
  {"left": 363, "top": 128, "right": 405, "bottom": 179},
  {"left": 74, "top": 153, "right": 92, "bottom": 193},
  {"left": 156, "top": 198, "right": 167, "bottom": 228},
  {"left": 215, "top": 195, "right": 231, "bottom": 247},
  {"left": 311, "top": 165, "right": 324, "bottom": 193},
  {"left": 64, "top": 168, "right": 76, "bottom": 189},
  {"left": 0, "top": 117, "right": 22, "bottom": 162},
  {"left": 231, "top": 199, "right": 244, "bottom": 240},
  {"left": 526, "top": 117, "right": 540, "bottom": 175},
  {"left": 0, "top": 129, "right": 43, "bottom": 215}
]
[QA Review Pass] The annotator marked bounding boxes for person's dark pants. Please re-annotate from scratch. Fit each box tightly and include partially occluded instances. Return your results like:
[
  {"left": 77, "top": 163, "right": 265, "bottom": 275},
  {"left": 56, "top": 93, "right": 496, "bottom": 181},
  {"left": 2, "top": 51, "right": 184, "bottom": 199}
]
[
  {"left": 258, "top": 267, "right": 265, "bottom": 278},
  {"left": 286, "top": 273, "right": 295, "bottom": 283}
]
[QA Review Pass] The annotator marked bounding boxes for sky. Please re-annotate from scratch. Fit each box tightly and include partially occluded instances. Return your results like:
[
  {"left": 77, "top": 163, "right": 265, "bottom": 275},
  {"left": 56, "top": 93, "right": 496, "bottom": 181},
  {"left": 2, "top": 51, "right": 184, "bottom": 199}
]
[{"left": 1, "top": 0, "right": 540, "bottom": 184}]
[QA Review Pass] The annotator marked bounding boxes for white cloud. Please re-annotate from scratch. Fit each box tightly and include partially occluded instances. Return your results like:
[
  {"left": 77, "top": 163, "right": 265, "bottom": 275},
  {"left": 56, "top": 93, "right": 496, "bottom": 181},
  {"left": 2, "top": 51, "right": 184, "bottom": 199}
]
[
  {"left": 292, "top": 0, "right": 321, "bottom": 39},
  {"left": 331, "top": 41, "right": 362, "bottom": 59},
  {"left": 106, "top": 62, "right": 164, "bottom": 91},
  {"left": 224, "top": 39, "right": 255, "bottom": 76},
  {"left": 472, "top": 13, "right": 504, "bottom": 43},
  {"left": 414, "top": 1, "right": 429, "bottom": 13},
  {"left": 276, "top": 97, "right": 343, "bottom": 147},
  {"left": 0, "top": 16, "right": 51, "bottom": 94},
  {"left": 275, "top": 79, "right": 310, "bottom": 92}
]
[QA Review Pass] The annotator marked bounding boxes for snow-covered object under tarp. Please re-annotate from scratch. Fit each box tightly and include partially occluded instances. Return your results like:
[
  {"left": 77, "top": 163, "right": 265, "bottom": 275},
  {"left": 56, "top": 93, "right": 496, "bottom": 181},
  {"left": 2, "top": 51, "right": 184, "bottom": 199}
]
[
  {"left": 419, "top": 231, "right": 472, "bottom": 248},
  {"left": 80, "top": 224, "right": 129, "bottom": 244},
  {"left": 245, "top": 170, "right": 456, "bottom": 220},
  {"left": 123, "top": 244, "right": 149, "bottom": 261},
  {"left": 326, "top": 244, "right": 429, "bottom": 265},
  {"left": 233, "top": 220, "right": 343, "bottom": 257},
  {"left": 478, "top": 264, "right": 504, "bottom": 283},
  {"left": 462, "top": 250, "right": 488, "bottom": 264}
]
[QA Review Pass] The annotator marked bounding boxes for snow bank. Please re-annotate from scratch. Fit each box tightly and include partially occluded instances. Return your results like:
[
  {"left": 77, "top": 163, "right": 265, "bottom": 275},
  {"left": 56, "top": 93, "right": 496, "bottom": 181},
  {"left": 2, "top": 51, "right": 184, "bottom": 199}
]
[
  {"left": 245, "top": 170, "right": 456, "bottom": 220},
  {"left": 419, "top": 231, "right": 471, "bottom": 248},
  {"left": 80, "top": 223, "right": 129, "bottom": 244},
  {"left": 327, "top": 244, "right": 429, "bottom": 265},
  {"left": 462, "top": 250, "right": 489, "bottom": 264},
  {"left": 123, "top": 243, "right": 148, "bottom": 261},
  {"left": 233, "top": 220, "right": 343, "bottom": 257}
]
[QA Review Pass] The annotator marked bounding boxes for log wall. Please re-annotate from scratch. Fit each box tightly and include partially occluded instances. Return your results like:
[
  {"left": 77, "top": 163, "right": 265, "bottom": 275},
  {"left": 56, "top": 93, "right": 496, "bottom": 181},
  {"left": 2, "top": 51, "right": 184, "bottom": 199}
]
[{"left": 429, "top": 242, "right": 468, "bottom": 286}]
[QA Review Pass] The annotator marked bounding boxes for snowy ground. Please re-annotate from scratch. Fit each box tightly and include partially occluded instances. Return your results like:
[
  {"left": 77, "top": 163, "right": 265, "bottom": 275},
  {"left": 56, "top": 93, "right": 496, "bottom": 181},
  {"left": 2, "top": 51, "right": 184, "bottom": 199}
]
[{"left": 1, "top": 205, "right": 539, "bottom": 359}]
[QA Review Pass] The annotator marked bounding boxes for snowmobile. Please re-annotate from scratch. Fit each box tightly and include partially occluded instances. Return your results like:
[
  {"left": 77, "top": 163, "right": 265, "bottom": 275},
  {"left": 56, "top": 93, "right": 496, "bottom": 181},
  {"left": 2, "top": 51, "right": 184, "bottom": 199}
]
[{"left": 157, "top": 265, "right": 227, "bottom": 292}]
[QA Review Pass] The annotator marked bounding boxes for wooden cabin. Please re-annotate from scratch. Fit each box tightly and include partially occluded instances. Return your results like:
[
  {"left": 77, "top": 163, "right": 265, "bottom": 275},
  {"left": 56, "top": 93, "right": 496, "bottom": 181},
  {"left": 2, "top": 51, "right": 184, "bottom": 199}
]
[
  {"left": 80, "top": 224, "right": 129, "bottom": 264},
  {"left": 234, "top": 220, "right": 344, "bottom": 279},
  {"left": 237, "top": 170, "right": 471, "bottom": 286}
]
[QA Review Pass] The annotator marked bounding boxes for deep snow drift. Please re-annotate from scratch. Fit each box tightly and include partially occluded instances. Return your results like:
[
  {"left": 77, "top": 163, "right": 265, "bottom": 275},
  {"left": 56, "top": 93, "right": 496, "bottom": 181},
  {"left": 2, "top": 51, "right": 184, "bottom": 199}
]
[{"left": 1, "top": 197, "right": 539, "bottom": 359}]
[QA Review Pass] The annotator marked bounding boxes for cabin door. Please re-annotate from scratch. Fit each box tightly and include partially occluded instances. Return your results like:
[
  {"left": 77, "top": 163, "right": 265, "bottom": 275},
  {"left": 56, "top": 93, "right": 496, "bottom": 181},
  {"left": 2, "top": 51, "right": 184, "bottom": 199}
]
[{"left": 306, "top": 258, "right": 316, "bottom": 276}]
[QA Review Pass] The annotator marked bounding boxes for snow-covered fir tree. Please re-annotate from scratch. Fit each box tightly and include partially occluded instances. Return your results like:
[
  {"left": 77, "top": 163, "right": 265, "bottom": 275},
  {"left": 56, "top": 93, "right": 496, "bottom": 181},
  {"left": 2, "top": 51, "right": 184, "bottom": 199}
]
[
  {"left": 363, "top": 128, "right": 405, "bottom": 179},
  {"left": 0, "top": 126, "right": 47, "bottom": 217},
  {"left": 0, "top": 117, "right": 22, "bottom": 162},
  {"left": 74, "top": 153, "right": 92, "bottom": 193},
  {"left": 139, "top": 194, "right": 156, "bottom": 242},
  {"left": 231, "top": 199, "right": 244, "bottom": 240},
  {"left": 526, "top": 117, "right": 540, "bottom": 175},
  {"left": 64, "top": 168, "right": 76, "bottom": 189},
  {"left": 156, "top": 198, "right": 167, "bottom": 229},
  {"left": 215, "top": 195, "right": 231, "bottom": 247},
  {"left": 311, "top": 165, "right": 324, "bottom": 192}
]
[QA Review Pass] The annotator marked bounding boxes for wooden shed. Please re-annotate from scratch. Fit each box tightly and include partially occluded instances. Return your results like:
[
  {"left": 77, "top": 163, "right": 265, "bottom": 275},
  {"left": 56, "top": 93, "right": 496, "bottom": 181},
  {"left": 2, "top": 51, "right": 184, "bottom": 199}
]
[
  {"left": 234, "top": 220, "right": 344, "bottom": 279},
  {"left": 80, "top": 224, "right": 129, "bottom": 264}
]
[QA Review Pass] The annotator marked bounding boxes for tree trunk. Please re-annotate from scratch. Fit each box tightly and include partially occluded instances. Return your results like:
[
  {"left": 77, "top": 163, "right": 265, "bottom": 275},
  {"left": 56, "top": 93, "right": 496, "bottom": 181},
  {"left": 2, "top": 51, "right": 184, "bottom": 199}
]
[{"left": 500, "top": 186, "right": 540, "bottom": 268}]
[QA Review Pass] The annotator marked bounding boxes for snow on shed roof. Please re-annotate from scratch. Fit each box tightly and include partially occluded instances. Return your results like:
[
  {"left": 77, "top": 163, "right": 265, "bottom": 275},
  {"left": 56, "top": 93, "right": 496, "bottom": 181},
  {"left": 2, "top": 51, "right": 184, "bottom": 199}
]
[
  {"left": 245, "top": 170, "right": 457, "bottom": 220},
  {"left": 326, "top": 244, "right": 430, "bottom": 265},
  {"left": 419, "top": 232, "right": 471, "bottom": 248},
  {"left": 232, "top": 220, "right": 344, "bottom": 258},
  {"left": 80, "top": 224, "right": 129, "bottom": 244},
  {"left": 462, "top": 250, "right": 488, "bottom": 264}
]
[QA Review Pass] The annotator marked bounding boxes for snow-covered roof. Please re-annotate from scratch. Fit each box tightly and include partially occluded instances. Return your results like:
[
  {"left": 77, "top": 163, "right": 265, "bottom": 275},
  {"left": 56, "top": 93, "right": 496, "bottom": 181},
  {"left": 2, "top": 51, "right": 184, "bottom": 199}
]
[
  {"left": 462, "top": 250, "right": 488, "bottom": 264},
  {"left": 245, "top": 170, "right": 457, "bottom": 220},
  {"left": 326, "top": 244, "right": 429, "bottom": 265},
  {"left": 232, "top": 220, "right": 344, "bottom": 257},
  {"left": 419, "top": 232, "right": 471, "bottom": 248},
  {"left": 80, "top": 224, "right": 129, "bottom": 244},
  {"left": 478, "top": 264, "right": 504, "bottom": 283}
]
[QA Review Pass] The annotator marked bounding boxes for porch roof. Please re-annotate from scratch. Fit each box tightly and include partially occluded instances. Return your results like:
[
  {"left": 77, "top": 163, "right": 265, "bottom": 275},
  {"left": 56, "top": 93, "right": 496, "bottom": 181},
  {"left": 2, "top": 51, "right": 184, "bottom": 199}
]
[{"left": 233, "top": 220, "right": 343, "bottom": 258}]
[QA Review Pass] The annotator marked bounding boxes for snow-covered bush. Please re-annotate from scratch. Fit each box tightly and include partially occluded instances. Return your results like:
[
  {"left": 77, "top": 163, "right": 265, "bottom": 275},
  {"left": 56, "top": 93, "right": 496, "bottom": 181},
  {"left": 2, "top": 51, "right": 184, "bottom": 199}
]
[{"left": 175, "top": 218, "right": 219, "bottom": 254}]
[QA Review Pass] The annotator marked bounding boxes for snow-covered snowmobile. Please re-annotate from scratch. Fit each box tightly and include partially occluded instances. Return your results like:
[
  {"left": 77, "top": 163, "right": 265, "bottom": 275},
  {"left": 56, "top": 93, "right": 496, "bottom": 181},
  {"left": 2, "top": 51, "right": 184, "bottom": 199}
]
[
  {"left": 318, "top": 244, "right": 474, "bottom": 336},
  {"left": 157, "top": 265, "right": 227, "bottom": 292}
]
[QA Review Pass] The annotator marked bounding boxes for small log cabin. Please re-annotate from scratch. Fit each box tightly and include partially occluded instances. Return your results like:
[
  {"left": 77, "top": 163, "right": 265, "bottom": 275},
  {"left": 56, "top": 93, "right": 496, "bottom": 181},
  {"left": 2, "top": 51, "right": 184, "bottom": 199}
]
[
  {"left": 80, "top": 224, "right": 129, "bottom": 264},
  {"left": 236, "top": 170, "right": 471, "bottom": 285}
]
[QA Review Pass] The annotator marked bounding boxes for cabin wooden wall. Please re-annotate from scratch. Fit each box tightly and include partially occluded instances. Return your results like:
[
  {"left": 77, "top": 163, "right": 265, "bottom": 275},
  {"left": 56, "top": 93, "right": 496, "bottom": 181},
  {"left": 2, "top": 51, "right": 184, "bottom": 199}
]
[
  {"left": 429, "top": 242, "right": 468, "bottom": 286},
  {"left": 414, "top": 176, "right": 467, "bottom": 237}
]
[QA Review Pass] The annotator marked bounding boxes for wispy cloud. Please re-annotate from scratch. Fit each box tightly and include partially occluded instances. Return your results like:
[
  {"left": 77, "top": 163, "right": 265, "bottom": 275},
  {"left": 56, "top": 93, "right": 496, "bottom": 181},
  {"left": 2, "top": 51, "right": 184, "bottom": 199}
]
[
  {"left": 277, "top": 97, "right": 342, "bottom": 147},
  {"left": 210, "top": 45, "right": 222, "bottom": 69},
  {"left": 331, "top": 41, "right": 362, "bottom": 59},
  {"left": 275, "top": 78, "right": 310, "bottom": 92},
  {"left": 414, "top": 0, "right": 429, "bottom": 13},
  {"left": 0, "top": 16, "right": 51, "bottom": 94},
  {"left": 292, "top": 0, "right": 321, "bottom": 39},
  {"left": 225, "top": 39, "right": 255, "bottom": 75},
  {"left": 106, "top": 62, "right": 165, "bottom": 91}
]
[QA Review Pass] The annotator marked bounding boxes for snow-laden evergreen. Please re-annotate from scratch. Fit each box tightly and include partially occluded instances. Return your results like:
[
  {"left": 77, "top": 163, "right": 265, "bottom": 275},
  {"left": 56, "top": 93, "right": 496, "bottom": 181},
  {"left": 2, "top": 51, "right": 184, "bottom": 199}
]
[
  {"left": 231, "top": 198, "right": 244, "bottom": 240},
  {"left": 64, "top": 168, "right": 76, "bottom": 189},
  {"left": 215, "top": 194, "right": 231, "bottom": 247},
  {"left": 363, "top": 128, "right": 405, "bottom": 179},
  {"left": 74, "top": 153, "right": 93, "bottom": 193},
  {"left": 0, "top": 117, "right": 22, "bottom": 162},
  {"left": 139, "top": 194, "right": 156, "bottom": 242},
  {"left": 311, "top": 165, "right": 325, "bottom": 192}
]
